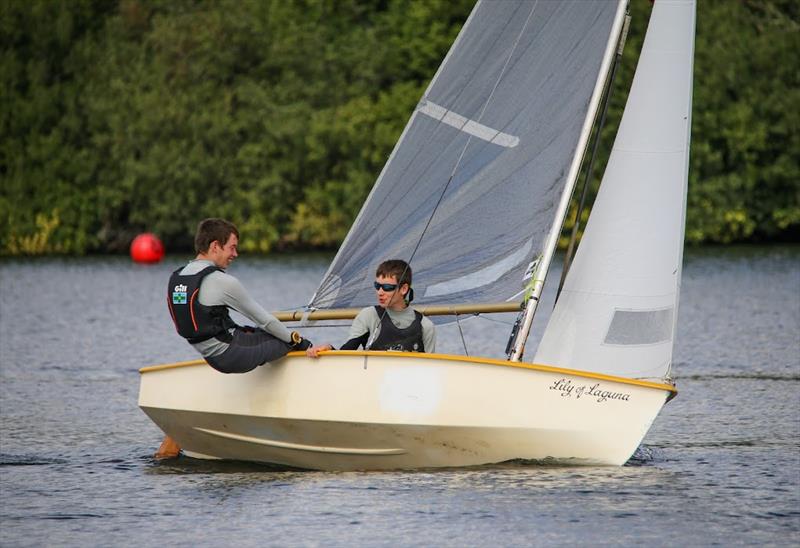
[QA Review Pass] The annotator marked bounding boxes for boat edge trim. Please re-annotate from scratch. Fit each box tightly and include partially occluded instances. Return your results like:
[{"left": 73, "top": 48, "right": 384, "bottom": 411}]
[{"left": 139, "top": 351, "right": 677, "bottom": 394}]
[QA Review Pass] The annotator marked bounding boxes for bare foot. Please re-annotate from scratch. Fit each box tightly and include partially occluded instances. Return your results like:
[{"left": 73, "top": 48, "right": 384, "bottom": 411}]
[{"left": 154, "top": 435, "right": 181, "bottom": 459}]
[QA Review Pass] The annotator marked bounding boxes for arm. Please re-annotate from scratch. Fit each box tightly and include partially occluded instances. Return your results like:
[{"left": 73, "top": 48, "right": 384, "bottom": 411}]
[
  {"left": 307, "top": 308, "right": 374, "bottom": 358},
  {"left": 339, "top": 332, "right": 369, "bottom": 350},
  {"left": 210, "top": 273, "right": 293, "bottom": 343},
  {"left": 307, "top": 310, "right": 429, "bottom": 356},
  {"left": 422, "top": 317, "right": 436, "bottom": 353},
  {"left": 306, "top": 342, "right": 333, "bottom": 358},
  {"left": 306, "top": 330, "right": 368, "bottom": 358},
  {"left": 344, "top": 307, "right": 376, "bottom": 349}
]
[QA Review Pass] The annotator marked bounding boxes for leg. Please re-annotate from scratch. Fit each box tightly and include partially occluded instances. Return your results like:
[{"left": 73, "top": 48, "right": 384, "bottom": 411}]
[
  {"left": 154, "top": 435, "right": 181, "bottom": 459},
  {"left": 206, "top": 328, "right": 292, "bottom": 373}
]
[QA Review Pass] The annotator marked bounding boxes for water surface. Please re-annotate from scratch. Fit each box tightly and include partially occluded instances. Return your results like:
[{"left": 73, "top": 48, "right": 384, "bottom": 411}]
[{"left": 1, "top": 246, "right": 798, "bottom": 546}]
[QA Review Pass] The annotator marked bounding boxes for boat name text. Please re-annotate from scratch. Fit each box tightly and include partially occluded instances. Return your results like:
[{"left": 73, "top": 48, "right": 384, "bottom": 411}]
[{"left": 549, "top": 378, "right": 630, "bottom": 403}]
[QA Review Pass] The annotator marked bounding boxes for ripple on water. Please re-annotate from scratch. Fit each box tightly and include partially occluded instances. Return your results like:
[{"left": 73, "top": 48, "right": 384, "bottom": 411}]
[
  {"left": 0, "top": 454, "right": 67, "bottom": 466},
  {"left": 39, "top": 513, "right": 109, "bottom": 520},
  {"left": 0, "top": 249, "right": 798, "bottom": 546}
]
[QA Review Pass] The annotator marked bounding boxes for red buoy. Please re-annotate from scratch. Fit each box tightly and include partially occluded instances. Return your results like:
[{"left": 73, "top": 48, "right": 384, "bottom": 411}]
[{"left": 130, "top": 233, "right": 165, "bottom": 263}]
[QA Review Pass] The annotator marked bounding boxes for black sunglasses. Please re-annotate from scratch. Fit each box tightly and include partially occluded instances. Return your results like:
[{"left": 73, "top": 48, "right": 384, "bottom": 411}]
[{"left": 373, "top": 282, "right": 399, "bottom": 292}]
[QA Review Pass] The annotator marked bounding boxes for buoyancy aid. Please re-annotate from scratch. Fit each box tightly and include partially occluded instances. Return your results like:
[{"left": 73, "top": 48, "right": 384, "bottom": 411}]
[
  {"left": 167, "top": 265, "right": 237, "bottom": 344},
  {"left": 368, "top": 305, "right": 425, "bottom": 352}
]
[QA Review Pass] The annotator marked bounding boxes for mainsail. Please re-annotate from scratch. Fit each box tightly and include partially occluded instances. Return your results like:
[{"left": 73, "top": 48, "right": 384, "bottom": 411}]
[
  {"left": 309, "top": 0, "right": 624, "bottom": 313},
  {"left": 535, "top": 0, "right": 696, "bottom": 379}
]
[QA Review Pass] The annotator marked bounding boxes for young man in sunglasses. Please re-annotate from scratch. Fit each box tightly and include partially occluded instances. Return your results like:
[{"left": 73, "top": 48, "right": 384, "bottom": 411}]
[{"left": 307, "top": 259, "right": 436, "bottom": 356}]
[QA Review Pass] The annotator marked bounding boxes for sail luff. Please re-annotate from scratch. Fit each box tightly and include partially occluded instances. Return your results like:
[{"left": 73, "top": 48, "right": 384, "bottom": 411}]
[
  {"left": 509, "top": 0, "right": 630, "bottom": 361},
  {"left": 666, "top": 3, "right": 697, "bottom": 379},
  {"left": 307, "top": 1, "right": 486, "bottom": 308}
]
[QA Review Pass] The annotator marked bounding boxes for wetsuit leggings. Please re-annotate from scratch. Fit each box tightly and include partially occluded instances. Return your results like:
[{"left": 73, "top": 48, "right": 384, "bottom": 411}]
[{"left": 205, "top": 327, "right": 292, "bottom": 374}]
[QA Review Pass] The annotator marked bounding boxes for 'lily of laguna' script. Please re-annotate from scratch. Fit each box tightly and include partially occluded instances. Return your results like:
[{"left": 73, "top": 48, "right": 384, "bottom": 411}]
[{"left": 549, "top": 378, "right": 631, "bottom": 403}]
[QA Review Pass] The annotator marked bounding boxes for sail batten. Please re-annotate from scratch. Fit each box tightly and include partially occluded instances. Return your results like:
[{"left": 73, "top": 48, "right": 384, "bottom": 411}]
[
  {"left": 310, "top": 1, "right": 624, "bottom": 316},
  {"left": 418, "top": 100, "right": 520, "bottom": 148}
]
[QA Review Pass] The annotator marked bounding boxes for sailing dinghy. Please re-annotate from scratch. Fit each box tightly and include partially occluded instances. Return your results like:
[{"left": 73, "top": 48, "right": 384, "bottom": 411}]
[{"left": 139, "top": 0, "right": 695, "bottom": 470}]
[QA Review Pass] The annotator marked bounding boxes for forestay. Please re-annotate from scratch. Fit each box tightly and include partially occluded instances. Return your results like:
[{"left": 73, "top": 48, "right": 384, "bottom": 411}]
[
  {"left": 309, "top": 0, "right": 622, "bottom": 314},
  {"left": 535, "top": 0, "right": 696, "bottom": 379}
]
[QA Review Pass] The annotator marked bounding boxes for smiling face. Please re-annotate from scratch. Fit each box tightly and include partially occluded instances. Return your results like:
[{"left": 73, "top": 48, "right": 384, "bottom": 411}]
[
  {"left": 375, "top": 274, "right": 409, "bottom": 311},
  {"left": 209, "top": 233, "right": 238, "bottom": 269}
]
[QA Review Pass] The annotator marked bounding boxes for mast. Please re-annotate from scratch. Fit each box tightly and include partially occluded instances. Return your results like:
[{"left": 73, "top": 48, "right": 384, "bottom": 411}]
[{"left": 509, "top": 0, "right": 629, "bottom": 362}]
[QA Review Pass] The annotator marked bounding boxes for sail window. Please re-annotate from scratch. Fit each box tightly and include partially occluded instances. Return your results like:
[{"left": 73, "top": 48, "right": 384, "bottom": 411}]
[{"left": 603, "top": 307, "right": 674, "bottom": 346}]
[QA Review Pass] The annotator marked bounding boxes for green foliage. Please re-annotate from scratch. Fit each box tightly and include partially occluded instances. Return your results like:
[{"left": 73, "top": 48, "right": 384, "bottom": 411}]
[
  {"left": 572, "top": 0, "right": 799, "bottom": 246},
  {"left": 0, "top": 0, "right": 797, "bottom": 256},
  {"left": 687, "top": 0, "right": 800, "bottom": 243},
  {"left": 288, "top": 81, "right": 425, "bottom": 247}
]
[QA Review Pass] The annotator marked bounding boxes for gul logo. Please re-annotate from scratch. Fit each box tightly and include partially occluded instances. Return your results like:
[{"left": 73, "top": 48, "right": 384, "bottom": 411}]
[{"left": 172, "top": 283, "right": 188, "bottom": 305}]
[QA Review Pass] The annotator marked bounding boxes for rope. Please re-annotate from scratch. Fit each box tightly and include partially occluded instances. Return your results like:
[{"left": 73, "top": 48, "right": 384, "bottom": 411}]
[
  {"left": 473, "top": 314, "right": 515, "bottom": 327},
  {"left": 455, "top": 313, "right": 469, "bottom": 356}
]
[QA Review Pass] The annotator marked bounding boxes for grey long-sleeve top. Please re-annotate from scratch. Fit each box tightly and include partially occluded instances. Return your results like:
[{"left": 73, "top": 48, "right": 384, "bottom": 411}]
[
  {"left": 346, "top": 306, "right": 436, "bottom": 352},
  {"left": 180, "top": 259, "right": 292, "bottom": 357}
]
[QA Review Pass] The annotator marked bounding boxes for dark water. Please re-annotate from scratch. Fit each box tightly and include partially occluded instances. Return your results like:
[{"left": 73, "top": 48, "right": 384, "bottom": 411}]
[{"left": 1, "top": 246, "right": 798, "bottom": 546}]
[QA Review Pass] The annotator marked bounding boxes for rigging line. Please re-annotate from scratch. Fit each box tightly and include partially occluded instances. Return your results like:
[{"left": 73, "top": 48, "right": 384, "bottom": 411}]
[
  {"left": 474, "top": 314, "right": 515, "bottom": 326},
  {"left": 455, "top": 313, "right": 470, "bottom": 356},
  {"left": 294, "top": 312, "right": 515, "bottom": 330},
  {"left": 404, "top": 0, "right": 540, "bottom": 271}
]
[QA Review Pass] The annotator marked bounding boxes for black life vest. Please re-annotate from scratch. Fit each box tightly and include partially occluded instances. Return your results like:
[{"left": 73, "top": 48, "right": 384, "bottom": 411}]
[
  {"left": 167, "top": 265, "right": 237, "bottom": 344},
  {"left": 368, "top": 305, "right": 425, "bottom": 352}
]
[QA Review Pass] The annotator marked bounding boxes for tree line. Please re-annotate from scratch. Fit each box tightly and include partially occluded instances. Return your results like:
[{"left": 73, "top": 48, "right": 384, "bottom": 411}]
[{"left": 1, "top": 0, "right": 797, "bottom": 256}]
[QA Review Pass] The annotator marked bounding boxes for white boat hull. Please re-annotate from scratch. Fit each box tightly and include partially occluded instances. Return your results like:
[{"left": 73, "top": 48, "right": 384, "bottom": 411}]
[{"left": 139, "top": 351, "right": 674, "bottom": 470}]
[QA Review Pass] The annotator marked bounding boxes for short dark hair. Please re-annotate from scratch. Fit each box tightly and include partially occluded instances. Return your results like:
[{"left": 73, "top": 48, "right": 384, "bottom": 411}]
[
  {"left": 194, "top": 218, "right": 239, "bottom": 253},
  {"left": 376, "top": 259, "right": 412, "bottom": 287}
]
